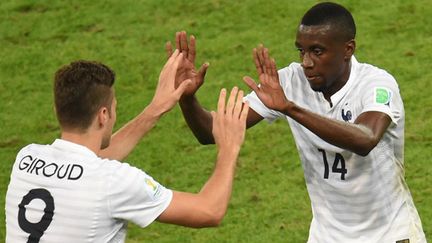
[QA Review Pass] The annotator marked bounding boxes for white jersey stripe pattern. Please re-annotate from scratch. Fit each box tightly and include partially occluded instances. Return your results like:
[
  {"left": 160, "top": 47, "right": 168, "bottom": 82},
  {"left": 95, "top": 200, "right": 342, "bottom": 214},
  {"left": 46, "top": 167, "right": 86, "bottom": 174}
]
[
  {"left": 245, "top": 56, "right": 426, "bottom": 243},
  {"left": 6, "top": 139, "right": 172, "bottom": 243}
]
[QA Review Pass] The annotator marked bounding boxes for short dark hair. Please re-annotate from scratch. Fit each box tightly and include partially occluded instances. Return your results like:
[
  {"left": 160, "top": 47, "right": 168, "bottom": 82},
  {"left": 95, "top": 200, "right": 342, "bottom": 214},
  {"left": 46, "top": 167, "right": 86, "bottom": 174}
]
[
  {"left": 301, "top": 2, "right": 356, "bottom": 41},
  {"left": 54, "top": 60, "right": 115, "bottom": 131}
]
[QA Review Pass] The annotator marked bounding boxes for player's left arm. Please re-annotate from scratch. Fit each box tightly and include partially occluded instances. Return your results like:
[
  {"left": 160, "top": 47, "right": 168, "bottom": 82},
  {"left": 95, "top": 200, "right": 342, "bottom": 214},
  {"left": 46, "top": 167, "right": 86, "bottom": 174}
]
[
  {"left": 98, "top": 105, "right": 166, "bottom": 161},
  {"left": 99, "top": 50, "right": 192, "bottom": 161},
  {"left": 280, "top": 107, "right": 391, "bottom": 156}
]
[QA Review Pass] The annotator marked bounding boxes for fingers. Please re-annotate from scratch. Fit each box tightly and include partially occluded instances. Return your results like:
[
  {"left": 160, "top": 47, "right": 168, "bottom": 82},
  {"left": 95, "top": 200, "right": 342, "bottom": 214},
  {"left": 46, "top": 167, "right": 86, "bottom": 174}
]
[
  {"left": 160, "top": 50, "right": 182, "bottom": 84},
  {"left": 254, "top": 44, "right": 274, "bottom": 77},
  {"left": 171, "top": 50, "right": 184, "bottom": 70},
  {"left": 210, "top": 110, "right": 216, "bottom": 121},
  {"left": 163, "top": 49, "right": 180, "bottom": 69},
  {"left": 197, "top": 62, "right": 209, "bottom": 86},
  {"left": 175, "top": 31, "right": 193, "bottom": 61},
  {"left": 271, "top": 58, "right": 278, "bottom": 78},
  {"left": 165, "top": 41, "right": 173, "bottom": 59},
  {"left": 226, "top": 86, "right": 238, "bottom": 116},
  {"left": 180, "top": 31, "right": 189, "bottom": 59},
  {"left": 263, "top": 48, "right": 272, "bottom": 75},
  {"left": 243, "top": 76, "right": 260, "bottom": 93},
  {"left": 162, "top": 49, "right": 178, "bottom": 69},
  {"left": 232, "top": 89, "right": 244, "bottom": 119},
  {"left": 216, "top": 87, "right": 247, "bottom": 119},
  {"left": 217, "top": 88, "right": 227, "bottom": 115},
  {"left": 189, "top": 35, "right": 196, "bottom": 63},
  {"left": 240, "top": 102, "right": 249, "bottom": 122},
  {"left": 256, "top": 44, "right": 266, "bottom": 73},
  {"left": 253, "top": 48, "right": 263, "bottom": 76},
  {"left": 175, "top": 32, "right": 181, "bottom": 51},
  {"left": 175, "top": 79, "right": 192, "bottom": 97}
]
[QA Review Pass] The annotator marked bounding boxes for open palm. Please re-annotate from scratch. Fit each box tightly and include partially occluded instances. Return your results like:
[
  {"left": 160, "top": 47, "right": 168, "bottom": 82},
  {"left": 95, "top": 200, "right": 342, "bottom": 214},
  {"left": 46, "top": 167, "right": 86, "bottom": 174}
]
[
  {"left": 243, "top": 45, "right": 291, "bottom": 112},
  {"left": 166, "top": 31, "right": 208, "bottom": 97}
]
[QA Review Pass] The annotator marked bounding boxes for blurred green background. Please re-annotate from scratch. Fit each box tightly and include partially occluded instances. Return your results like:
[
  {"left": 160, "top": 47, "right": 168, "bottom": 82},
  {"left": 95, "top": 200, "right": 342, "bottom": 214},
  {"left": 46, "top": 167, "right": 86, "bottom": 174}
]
[{"left": 1, "top": 0, "right": 430, "bottom": 242}]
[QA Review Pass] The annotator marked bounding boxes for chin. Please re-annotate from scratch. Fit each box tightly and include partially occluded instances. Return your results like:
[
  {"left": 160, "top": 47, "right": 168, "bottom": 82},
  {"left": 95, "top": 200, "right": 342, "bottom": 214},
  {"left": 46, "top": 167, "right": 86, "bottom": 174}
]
[{"left": 309, "top": 84, "right": 325, "bottom": 92}]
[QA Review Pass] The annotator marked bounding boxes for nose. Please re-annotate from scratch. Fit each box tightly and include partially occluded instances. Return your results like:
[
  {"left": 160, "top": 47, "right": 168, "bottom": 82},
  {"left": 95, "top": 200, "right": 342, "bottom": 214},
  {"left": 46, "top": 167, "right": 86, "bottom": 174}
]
[{"left": 301, "top": 52, "right": 314, "bottom": 69}]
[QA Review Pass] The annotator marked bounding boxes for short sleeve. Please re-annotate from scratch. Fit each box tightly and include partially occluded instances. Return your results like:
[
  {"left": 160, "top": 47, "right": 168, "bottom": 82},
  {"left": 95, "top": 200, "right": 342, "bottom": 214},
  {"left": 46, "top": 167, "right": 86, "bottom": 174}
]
[
  {"left": 107, "top": 161, "right": 173, "bottom": 227},
  {"left": 243, "top": 91, "right": 284, "bottom": 123},
  {"left": 243, "top": 67, "right": 295, "bottom": 123},
  {"left": 360, "top": 73, "right": 403, "bottom": 125}
]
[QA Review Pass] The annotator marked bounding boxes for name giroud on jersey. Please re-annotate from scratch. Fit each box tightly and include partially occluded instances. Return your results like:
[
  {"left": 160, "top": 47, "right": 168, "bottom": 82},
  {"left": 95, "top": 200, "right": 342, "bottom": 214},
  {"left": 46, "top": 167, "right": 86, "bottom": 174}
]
[{"left": 18, "top": 155, "right": 83, "bottom": 180}]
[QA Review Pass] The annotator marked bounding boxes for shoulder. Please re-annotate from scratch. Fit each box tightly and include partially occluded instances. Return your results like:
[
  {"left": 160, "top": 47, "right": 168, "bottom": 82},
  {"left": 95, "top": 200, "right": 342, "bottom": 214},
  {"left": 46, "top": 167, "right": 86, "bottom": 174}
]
[
  {"left": 100, "top": 158, "right": 140, "bottom": 174},
  {"left": 101, "top": 159, "right": 154, "bottom": 188},
  {"left": 18, "top": 143, "right": 47, "bottom": 151},
  {"left": 15, "top": 143, "right": 49, "bottom": 159},
  {"left": 279, "top": 62, "right": 303, "bottom": 77},
  {"left": 355, "top": 59, "right": 399, "bottom": 89},
  {"left": 278, "top": 62, "right": 306, "bottom": 87}
]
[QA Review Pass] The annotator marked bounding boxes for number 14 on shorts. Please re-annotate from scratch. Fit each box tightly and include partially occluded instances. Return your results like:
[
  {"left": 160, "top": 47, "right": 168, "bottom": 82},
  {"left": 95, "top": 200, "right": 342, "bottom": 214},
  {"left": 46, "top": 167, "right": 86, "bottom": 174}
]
[{"left": 317, "top": 149, "right": 347, "bottom": 180}]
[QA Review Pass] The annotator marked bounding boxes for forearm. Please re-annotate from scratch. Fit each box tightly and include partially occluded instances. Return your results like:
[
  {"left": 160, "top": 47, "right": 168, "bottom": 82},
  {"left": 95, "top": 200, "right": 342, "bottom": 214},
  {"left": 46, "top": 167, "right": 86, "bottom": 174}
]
[
  {"left": 284, "top": 103, "right": 379, "bottom": 156},
  {"left": 157, "top": 147, "right": 240, "bottom": 228},
  {"left": 179, "top": 95, "right": 215, "bottom": 144},
  {"left": 197, "top": 147, "right": 240, "bottom": 223},
  {"left": 98, "top": 104, "right": 163, "bottom": 160}
]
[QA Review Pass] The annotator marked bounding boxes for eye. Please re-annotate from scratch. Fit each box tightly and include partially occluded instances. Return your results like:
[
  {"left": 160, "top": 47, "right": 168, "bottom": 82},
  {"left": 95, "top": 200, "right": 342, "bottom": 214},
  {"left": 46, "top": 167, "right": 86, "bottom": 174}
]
[
  {"left": 297, "top": 48, "right": 305, "bottom": 56},
  {"left": 313, "top": 48, "right": 323, "bottom": 56}
]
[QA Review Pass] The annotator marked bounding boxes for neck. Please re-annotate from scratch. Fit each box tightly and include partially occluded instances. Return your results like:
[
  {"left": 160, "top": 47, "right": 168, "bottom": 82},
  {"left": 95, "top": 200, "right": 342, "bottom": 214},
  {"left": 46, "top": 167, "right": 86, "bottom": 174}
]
[
  {"left": 322, "top": 60, "right": 351, "bottom": 102},
  {"left": 61, "top": 130, "right": 102, "bottom": 155}
]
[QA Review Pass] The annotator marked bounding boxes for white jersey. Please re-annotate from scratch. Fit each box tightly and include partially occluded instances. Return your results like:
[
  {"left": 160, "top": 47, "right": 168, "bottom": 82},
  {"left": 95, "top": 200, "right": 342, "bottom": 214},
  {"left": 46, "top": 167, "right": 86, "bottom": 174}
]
[
  {"left": 6, "top": 139, "right": 173, "bottom": 243},
  {"left": 245, "top": 56, "right": 426, "bottom": 243}
]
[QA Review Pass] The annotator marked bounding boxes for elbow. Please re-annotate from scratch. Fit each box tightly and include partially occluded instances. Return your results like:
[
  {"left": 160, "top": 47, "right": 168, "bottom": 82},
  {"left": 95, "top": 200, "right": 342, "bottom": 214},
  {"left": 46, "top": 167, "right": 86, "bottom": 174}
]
[
  {"left": 196, "top": 136, "right": 215, "bottom": 145},
  {"left": 192, "top": 206, "right": 226, "bottom": 228},
  {"left": 209, "top": 211, "right": 225, "bottom": 227},
  {"left": 353, "top": 139, "right": 379, "bottom": 157},
  {"left": 198, "top": 210, "right": 225, "bottom": 228},
  {"left": 356, "top": 148, "right": 372, "bottom": 157}
]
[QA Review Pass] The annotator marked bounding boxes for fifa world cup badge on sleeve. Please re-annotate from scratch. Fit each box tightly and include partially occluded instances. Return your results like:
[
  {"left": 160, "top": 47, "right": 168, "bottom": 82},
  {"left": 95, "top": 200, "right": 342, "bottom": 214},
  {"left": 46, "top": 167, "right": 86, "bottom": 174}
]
[
  {"left": 374, "top": 87, "right": 392, "bottom": 106},
  {"left": 145, "top": 177, "right": 162, "bottom": 199},
  {"left": 396, "top": 239, "right": 409, "bottom": 243}
]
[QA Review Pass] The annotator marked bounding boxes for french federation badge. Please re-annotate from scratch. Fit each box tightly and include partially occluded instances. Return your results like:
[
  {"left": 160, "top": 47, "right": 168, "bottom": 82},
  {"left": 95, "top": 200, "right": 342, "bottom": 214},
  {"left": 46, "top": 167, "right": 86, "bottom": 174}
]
[{"left": 341, "top": 102, "right": 352, "bottom": 122}]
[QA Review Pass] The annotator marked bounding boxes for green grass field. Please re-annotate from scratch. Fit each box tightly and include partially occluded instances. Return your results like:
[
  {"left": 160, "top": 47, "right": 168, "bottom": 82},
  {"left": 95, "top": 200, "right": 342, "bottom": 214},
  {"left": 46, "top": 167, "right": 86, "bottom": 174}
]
[{"left": 1, "top": 0, "right": 431, "bottom": 242}]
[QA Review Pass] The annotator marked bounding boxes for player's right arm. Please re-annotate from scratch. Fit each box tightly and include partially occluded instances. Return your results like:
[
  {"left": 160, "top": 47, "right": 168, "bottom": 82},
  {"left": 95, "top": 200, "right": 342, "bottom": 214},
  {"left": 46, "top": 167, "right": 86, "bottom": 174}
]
[
  {"left": 157, "top": 87, "right": 249, "bottom": 227},
  {"left": 168, "top": 31, "right": 263, "bottom": 145}
]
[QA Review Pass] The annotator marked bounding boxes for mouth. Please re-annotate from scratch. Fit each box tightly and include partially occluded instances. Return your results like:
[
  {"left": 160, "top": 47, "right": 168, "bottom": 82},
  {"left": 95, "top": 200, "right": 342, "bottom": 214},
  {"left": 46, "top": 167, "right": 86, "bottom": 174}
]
[
  {"left": 305, "top": 74, "right": 320, "bottom": 82},
  {"left": 306, "top": 75, "right": 317, "bottom": 80},
  {"left": 304, "top": 73, "right": 324, "bottom": 91}
]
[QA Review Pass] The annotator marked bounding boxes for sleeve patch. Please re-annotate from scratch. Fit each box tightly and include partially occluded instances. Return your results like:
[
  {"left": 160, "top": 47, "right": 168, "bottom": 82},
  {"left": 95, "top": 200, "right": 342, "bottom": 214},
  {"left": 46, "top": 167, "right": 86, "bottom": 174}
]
[
  {"left": 374, "top": 87, "right": 392, "bottom": 105},
  {"left": 145, "top": 177, "right": 162, "bottom": 199}
]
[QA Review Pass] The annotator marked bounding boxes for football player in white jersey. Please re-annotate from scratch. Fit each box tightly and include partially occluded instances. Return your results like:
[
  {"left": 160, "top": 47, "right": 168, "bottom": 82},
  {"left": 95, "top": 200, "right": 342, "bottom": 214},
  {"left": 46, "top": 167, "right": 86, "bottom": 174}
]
[
  {"left": 171, "top": 2, "right": 426, "bottom": 243},
  {"left": 6, "top": 49, "right": 249, "bottom": 242}
]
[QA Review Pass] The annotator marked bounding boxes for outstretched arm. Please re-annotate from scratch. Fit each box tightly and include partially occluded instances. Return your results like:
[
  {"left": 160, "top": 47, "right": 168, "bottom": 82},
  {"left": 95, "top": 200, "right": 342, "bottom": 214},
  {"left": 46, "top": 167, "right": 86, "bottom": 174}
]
[
  {"left": 99, "top": 50, "right": 191, "bottom": 160},
  {"left": 157, "top": 87, "right": 249, "bottom": 227},
  {"left": 243, "top": 45, "right": 391, "bottom": 156},
  {"left": 166, "top": 31, "right": 215, "bottom": 144},
  {"left": 168, "top": 31, "right": 262, "bottom": 144}
]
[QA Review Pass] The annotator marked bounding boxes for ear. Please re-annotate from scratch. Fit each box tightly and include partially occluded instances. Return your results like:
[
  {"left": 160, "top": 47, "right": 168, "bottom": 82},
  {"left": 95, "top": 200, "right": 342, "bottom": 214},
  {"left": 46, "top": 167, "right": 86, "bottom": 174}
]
[
  {"left": 97, "top": 107, "right": 109, "bottom": 128},
  {"left": 344, "top": 39, "right": 356, "bottom": 61}
]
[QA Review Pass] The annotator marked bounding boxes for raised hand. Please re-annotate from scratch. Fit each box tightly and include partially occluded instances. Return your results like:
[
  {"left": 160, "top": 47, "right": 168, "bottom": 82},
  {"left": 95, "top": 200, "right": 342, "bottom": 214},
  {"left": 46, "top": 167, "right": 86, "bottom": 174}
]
[
  {"left": 243, "top": 45, "right": 292, "bottom": 112},
  {"left": 211, "top": 87, "right": 249, "bottom": 151},
  {"left": 150, "top": 49, "right": 192, "bottom": 114},
  {"left": 166, "top": 31, "right": 209, "bottom": 97}
]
